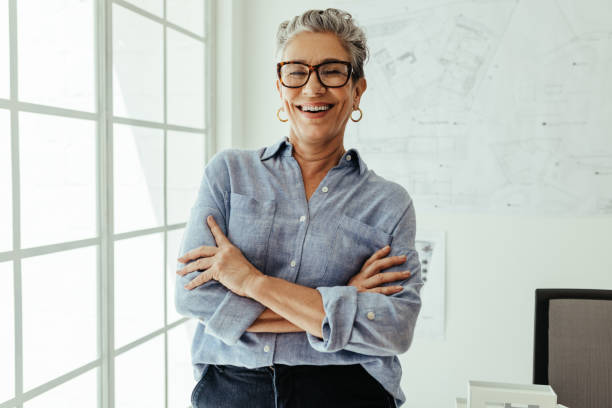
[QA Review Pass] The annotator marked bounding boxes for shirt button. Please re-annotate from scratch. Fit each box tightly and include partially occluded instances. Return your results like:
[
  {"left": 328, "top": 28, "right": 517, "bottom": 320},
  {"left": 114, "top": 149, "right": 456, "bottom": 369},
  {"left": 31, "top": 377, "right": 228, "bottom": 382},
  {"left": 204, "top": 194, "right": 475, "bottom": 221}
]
[
  {"left": 299, "top": 215, "right": 306, "bottom": 222},
  {"left": 322, "top": 186, "right": 329, "bottom": 193},
  {"left": 346, "top": 155, "right": 352, "bottom": 161},
  {"left": 290, "top": 260, "right": 296, "bottom": 267},
  {"left": 264, "top": 345, "right": 270, "bottom": 352},
  {"left": 367, "top": 311, "right": 376, "bottom": 320}
]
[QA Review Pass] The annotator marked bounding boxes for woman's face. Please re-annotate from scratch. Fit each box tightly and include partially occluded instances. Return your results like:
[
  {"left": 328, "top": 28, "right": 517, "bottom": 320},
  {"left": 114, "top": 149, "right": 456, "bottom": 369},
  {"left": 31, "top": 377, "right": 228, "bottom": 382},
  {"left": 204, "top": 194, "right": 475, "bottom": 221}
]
[{"left": 276, "top": 31, "right": 367, "bottom": 146}]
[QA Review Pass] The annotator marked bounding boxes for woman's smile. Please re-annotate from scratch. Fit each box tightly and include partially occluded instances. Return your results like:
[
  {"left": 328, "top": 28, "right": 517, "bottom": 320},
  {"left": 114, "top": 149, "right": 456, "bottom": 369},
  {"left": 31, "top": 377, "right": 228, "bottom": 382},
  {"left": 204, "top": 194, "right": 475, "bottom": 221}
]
[{"left": 296, "top": 103, "right": 336, "bottom": 119}]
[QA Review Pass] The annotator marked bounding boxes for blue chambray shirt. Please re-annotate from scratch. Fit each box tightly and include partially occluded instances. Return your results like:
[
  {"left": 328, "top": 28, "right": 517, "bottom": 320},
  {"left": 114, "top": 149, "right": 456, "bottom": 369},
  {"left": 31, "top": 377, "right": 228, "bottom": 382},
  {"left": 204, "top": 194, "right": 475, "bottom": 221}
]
[{"left": 175, "top": 137, "right": 423, "bottom": 407}]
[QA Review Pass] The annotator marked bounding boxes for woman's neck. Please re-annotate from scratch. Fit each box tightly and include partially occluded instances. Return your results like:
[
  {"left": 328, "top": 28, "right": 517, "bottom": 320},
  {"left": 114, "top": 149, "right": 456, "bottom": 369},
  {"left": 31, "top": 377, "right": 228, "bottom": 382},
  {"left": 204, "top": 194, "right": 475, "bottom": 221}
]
[{"left": 288, "top": 135, "right": 346, "bottom": 177}]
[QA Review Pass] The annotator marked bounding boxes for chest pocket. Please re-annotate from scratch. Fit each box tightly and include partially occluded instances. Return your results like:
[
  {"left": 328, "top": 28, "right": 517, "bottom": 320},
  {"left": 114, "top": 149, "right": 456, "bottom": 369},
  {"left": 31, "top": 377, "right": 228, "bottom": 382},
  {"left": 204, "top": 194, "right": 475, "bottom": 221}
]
[
  {"left": 226, "top": 192, "right": 276, "bottom": 273},
  {"left": 321, "top": 214, "right": 392, "bottom": 286}
]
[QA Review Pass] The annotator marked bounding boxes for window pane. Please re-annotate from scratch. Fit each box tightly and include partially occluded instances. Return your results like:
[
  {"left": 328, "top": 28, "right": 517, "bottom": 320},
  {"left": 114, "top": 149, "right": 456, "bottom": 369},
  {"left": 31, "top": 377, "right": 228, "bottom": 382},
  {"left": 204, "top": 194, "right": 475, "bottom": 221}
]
[
  {"left": 113, "top": 4, "right": 163, "bottom": 122},
  {"left": 115, "top": 335, "right": 164, "bottom": 408},
  {"left": 114, "top": 233, "right": 164, "bottom": 348},
  {"left": 0, "top": 109, "right": 11, "bottom": 252},
  {"left": 167, "top": 0, "right": 204, "bottom": 37},
  {"left": 0, "top": 262, "right": 14, "bottom": 403},
  {"left": 19, "top": 112, "right": 96, "bottom": 248},
  {"left": 167, "top": 228, "right": 184, "bottom": 324},
  {"left": 167, "top": 131, "right": 205, "bottom": 225},
  {"left": 24, "top": 368, "right": 97, "bottom": 408},
  {"left": 113, "top": 124, "right": 164, "bottom": 233},
  {"left": 0, "top": 0, "right": 8, "bottom": 99},
  {"left": 17, "top": 0, "right": 95, "bottom": 112},
  {"left": 168, "top": 321, "right": 198, "bottom": 408},
  {"left": 22, "top": 247, "right": 97, "bottom": 391},
  {"left": 123, "top": 0, "right": 162, "bottom": 17},
  {"left": 167, "top": 28, "right": 205, "bottom": 129}
]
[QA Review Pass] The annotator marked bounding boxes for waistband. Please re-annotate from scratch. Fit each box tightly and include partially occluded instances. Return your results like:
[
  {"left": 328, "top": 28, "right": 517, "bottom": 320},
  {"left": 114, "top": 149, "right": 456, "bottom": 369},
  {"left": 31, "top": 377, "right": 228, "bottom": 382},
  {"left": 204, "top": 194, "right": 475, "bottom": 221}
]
[{"left": 216, "top": 363, "right": 365, "bottom": 373}]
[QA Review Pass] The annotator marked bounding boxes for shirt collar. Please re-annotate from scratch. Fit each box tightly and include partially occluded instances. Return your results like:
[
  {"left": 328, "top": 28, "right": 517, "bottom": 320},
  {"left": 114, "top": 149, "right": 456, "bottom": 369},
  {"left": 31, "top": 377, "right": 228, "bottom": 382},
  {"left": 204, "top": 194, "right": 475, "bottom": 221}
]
[
  {"left": 260, "top": 136, "right": 293, "bottom": 160},
  {"left": 260, "top": 136, "right": 367, "bottom": 175}
]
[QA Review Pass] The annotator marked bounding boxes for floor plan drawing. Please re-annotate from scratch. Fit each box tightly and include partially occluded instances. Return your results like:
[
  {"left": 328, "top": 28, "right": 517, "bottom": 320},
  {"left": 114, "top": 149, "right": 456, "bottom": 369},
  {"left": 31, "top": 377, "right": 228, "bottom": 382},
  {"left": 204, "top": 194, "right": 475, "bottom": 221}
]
[{"left": 340, "top": 0, "right": 612, "bottom": 215}]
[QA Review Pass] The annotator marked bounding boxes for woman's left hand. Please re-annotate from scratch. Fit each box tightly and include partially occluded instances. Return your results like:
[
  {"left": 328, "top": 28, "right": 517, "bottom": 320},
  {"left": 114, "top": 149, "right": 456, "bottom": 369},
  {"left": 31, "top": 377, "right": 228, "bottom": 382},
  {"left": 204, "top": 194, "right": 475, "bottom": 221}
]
[{"left": 176, "top": 215, "right": 264, "bottom": 297}]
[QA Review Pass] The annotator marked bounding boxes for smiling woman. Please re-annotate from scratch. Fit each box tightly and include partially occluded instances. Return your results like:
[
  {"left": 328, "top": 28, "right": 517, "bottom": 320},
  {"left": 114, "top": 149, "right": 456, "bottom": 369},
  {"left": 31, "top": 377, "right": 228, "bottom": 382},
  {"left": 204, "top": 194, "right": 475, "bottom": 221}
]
[
  {"left": 276, "top": 30, "right": 367, "bottom": 156},
  {"left": 175, "top": 8, "right": 423, "bottom": 408}
]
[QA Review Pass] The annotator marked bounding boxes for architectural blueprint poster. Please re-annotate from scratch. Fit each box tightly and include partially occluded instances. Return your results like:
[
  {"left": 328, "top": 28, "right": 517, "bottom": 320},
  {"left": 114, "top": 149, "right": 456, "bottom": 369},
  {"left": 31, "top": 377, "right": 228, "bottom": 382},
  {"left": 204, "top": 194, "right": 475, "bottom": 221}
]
[
  {"left": 341, "top": 0, "right": 612, "bottom": 215},
  {"left": 413, "top": 230, "right": 446, "bottom": 340}
]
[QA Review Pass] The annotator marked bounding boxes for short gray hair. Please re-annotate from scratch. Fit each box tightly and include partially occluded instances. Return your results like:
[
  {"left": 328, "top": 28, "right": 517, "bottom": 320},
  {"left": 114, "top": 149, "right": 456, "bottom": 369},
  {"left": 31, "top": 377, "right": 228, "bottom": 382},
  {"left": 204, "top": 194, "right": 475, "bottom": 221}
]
[{"left": 276, "top": 8, "right": 369, "bottom": 79}]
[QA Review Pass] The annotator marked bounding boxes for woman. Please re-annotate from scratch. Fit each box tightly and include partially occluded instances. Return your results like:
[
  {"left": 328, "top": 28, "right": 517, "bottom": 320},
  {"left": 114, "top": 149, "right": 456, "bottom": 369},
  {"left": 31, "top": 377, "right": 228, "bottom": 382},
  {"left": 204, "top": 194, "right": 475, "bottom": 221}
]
[{"left": 175, "top": 8, "right": 422, "bottom": 408}]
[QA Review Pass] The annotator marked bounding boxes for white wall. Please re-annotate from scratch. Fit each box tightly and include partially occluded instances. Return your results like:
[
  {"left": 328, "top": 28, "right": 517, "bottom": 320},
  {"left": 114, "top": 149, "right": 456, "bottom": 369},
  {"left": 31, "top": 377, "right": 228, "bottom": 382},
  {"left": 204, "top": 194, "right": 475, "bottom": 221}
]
[
  {"left": 213, "top": 0, "right": 245, "bottom": 151},
  {"left": 215, "top": 1, "right": 612, "bottom": 407}
]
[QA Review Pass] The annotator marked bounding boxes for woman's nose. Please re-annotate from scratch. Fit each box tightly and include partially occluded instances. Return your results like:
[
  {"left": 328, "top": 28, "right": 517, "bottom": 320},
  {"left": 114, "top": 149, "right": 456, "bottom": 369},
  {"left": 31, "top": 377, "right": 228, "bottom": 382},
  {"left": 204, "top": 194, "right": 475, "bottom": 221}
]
[{"left": 302, "top": 71, "right": 326, "bottom": 95}]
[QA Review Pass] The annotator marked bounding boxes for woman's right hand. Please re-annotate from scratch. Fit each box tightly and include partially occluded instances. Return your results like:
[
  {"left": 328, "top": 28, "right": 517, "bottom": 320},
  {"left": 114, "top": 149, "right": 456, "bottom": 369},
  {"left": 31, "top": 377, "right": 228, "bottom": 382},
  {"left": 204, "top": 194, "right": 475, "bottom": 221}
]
[{"left": 347, "top": 245, "right": 411, "bottom": 295}]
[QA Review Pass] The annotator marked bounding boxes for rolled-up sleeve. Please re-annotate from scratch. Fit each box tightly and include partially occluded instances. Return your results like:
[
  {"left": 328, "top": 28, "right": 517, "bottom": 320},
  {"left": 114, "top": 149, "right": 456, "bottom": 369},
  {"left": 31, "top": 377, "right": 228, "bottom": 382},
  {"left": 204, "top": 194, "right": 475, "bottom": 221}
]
[
  {"left": 306, "top": 199, "right": 423, "bottom": 356},
  {"left": 175, "top": 151, "right": 266, "bottom": 345}
]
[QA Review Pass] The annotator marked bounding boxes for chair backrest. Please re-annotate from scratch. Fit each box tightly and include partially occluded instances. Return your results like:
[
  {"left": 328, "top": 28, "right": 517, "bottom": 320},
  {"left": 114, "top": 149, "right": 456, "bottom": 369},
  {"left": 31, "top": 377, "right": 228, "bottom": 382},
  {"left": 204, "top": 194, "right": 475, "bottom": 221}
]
[{"left": 533, "top": 289, "right": 612, "bottom": 408}]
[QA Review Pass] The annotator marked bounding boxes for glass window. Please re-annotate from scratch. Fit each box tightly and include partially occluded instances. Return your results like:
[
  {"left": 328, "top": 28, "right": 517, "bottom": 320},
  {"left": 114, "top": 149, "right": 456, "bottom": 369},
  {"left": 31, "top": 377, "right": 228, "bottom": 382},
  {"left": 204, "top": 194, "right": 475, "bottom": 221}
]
[
  {"left": 114, "top": 233, "right": 164, "bottom": 348},
  {"left": 6, "top": 0, "right": 208, "bottom": 405},
  {"left": 167, "top": 228, "right": 185, "bottom": 324},
  {"left": 115, "top": 336, "right": 165, "bottom": 407},
  {"left": 167, "top": 28, "right": 205, "bottom": 129},
  {"left": 113, "top": 4, "right": 163, "bottom": 122},
  {"left": 0, "top": 0, "right": 9, "bottom": 99},
  {"left": 123, "top": 0, "right": 162, "bottom": 18},
  {"left": 23, "top": 369, "right": 97, "bottom": 408},
  {"left": 0, "top": 109, "right": 11, "bottom": 252},
  {"left": 19, "top": 112, "right": 96, "bottom": 249},
  {"left": 17, "top": 0, "right": 95, "bottom": 112},
  {"left": 167, "top": 130, "right": 205, "bottom": 225},
  {"left": 167, "top": 321, "right": 198, "bottom": 407},
  {"left": 0, "top": 262, "right": 14, "bottom": 404},
  {"left": 113, "top": 123, "right": 164, "bottom": 233},
  {"left": 21, "top": 247, "right": 97, "bottom": 391},
  {"left": 167, "top": 0, "right": 205, "bottom": 37}
]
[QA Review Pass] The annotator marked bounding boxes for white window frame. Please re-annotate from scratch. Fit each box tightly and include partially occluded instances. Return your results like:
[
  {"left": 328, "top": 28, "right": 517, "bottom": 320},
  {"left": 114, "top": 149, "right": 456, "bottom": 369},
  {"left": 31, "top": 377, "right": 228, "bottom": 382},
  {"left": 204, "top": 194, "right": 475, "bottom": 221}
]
[{"left": 1, "top": 0, "right": 215, "bottom": 407}]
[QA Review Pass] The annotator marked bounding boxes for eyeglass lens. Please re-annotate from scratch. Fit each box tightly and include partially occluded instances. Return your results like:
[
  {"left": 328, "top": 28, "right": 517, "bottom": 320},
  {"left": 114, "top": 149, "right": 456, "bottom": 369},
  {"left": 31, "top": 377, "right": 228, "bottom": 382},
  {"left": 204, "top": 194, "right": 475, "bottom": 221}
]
[{"left": 280, "top": 62, "right": 350, "bottom": 87}]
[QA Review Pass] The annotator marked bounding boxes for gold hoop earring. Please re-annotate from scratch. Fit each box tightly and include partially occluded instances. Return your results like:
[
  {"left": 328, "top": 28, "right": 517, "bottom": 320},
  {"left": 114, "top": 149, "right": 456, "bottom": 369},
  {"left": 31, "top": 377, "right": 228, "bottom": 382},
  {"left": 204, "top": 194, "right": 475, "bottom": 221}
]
[
  {"left": 350, "top": 107, "right": 363, "bottom": 122},
  {"left": 277, "top": 107, "right": 288, "bottom": 123}
]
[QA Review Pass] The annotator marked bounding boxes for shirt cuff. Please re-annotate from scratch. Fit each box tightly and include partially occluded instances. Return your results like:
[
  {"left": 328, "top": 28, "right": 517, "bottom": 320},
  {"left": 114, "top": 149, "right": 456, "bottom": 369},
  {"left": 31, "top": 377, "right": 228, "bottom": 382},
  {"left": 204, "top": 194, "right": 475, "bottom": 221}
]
[
  {"left": 306, "top": 286, "right": 358, "bottom": 352},
  {"left": 204, "top": 291, "right": 266, "bottom": 345}
]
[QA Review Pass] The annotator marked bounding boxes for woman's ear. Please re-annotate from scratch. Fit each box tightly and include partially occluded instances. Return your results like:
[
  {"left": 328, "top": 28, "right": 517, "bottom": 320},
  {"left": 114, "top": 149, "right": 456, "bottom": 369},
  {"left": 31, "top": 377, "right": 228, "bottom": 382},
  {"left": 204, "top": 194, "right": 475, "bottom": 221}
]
[
  {"left": 353, "top": 77, "right": 367, "bottom": 107},
  {"left": 276, "top": 79, "right": 282, "bottom": 97}
]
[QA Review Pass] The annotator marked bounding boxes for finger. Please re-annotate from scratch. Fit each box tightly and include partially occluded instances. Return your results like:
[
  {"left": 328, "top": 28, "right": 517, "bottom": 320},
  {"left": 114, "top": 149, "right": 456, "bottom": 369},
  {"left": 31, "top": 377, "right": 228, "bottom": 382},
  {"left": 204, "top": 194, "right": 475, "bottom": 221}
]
[
  {"left": 177, "top": 245, "right": 218, "bottom": 263},
  {"left": 362, "top": 245, "right": 391, "bottom": 269},
  {"left": 206, "top": 215, "right": 230, "bottom": 246},
  {"left": 184, "top": 270, "right": 214, "bottom": 290},
  {"left": 176, "top": 257, "right": 214, "bottom": 276},
  {"left": 366, "top": 286, "right": 404, "bottom": 295},
  {"left": 363, "top": 255, "right": 407, "bottom": 278},
  {"left": 364, "top": 270, "right": 411, "bottom": 287}
]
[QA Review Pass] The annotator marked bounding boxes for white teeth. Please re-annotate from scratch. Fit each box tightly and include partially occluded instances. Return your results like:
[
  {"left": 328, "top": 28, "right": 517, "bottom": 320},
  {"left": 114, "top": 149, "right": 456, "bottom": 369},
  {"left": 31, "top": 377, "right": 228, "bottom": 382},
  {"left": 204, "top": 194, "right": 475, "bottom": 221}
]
[{"left": 301, "top": 104, "right": 332, "bottom": 112}]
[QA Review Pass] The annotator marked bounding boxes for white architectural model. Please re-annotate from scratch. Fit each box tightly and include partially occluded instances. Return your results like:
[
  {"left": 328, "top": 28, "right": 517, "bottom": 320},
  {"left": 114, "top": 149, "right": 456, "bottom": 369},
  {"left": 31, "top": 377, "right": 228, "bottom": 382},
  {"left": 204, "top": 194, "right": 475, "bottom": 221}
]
[{"left": 467, "top": 381, "right": 557, "bottom": 408}]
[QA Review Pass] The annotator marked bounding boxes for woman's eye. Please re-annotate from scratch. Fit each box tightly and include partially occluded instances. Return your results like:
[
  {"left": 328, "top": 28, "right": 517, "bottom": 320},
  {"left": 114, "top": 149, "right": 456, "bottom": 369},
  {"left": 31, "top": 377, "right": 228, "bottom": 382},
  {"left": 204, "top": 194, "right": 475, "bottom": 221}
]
[{"left": 289, "top": 72, "right": 307, "bottom": 77}]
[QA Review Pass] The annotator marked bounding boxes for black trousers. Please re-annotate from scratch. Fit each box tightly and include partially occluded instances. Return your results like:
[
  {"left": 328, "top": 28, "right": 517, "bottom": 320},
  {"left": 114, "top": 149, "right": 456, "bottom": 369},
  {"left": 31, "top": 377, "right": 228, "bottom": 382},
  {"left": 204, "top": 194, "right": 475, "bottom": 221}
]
[{"left": 191, "top": 363, "right": 396, "bottom": 408}]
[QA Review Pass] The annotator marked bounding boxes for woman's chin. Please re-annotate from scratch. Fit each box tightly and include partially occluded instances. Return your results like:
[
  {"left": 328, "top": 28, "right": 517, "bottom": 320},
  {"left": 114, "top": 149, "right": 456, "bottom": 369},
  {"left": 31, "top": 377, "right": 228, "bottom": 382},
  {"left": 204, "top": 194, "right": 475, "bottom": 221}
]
[{"left": 293, "top": 128, "right": 339, "bottom": 144}]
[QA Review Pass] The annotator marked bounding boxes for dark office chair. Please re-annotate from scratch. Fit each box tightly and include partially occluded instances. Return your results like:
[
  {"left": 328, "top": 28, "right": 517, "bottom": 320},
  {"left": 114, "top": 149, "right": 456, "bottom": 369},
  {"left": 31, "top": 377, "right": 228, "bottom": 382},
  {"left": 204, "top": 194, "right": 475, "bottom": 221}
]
[{"left": 533, "top": 289, "right": 612, "bottom": 408}]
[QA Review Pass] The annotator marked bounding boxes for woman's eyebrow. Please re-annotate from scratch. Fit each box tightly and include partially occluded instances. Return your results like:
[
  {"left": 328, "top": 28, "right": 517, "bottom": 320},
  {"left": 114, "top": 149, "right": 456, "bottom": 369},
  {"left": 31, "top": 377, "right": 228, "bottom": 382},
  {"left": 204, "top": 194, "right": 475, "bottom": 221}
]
[{"left": 291, "top": 58, "right": 346, "bottom": 64}]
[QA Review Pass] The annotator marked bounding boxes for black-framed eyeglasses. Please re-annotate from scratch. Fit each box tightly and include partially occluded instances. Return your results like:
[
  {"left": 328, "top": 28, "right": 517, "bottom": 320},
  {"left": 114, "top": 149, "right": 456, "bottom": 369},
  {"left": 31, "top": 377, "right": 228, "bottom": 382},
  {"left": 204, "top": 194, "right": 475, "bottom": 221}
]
[{"left": 277, "top": 60, "right": 353, "bottom": 88}]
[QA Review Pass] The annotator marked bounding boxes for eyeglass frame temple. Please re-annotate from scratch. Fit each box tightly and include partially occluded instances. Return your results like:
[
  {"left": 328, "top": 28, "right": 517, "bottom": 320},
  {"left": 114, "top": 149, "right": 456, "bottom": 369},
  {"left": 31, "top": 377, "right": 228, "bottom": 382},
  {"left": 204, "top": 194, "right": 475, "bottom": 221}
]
[{"left": 276, "top": 60, "right": 353, "bottom": 88}]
